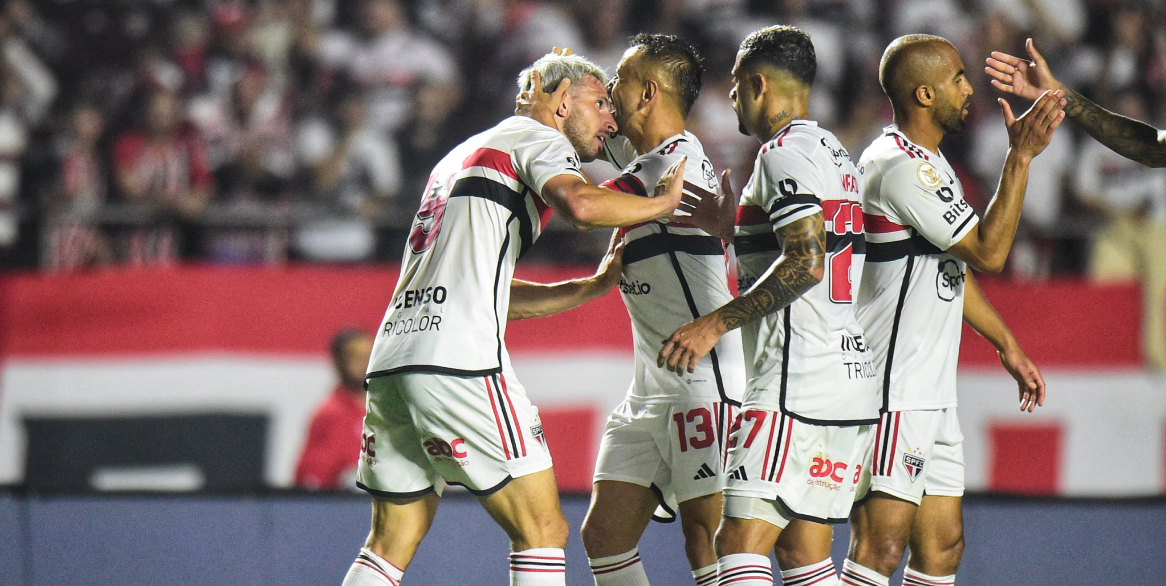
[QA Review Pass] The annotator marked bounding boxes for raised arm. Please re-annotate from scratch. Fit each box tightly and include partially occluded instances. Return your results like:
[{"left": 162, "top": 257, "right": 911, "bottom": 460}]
[
  {"left": 656, "top": 213, "right": 825, "bottom": 374},
  {"left": 962, "top": 271, "right": 1045, "bottom": 412},
  {"left": 541, "top": 158, "right": 688, "bottom": 229},
  {"left": 986, "top": 38, "right": 1166, "bottom": 168},
  {"left": 508, "top": 232, "right": 624, "bottom": 320},
  {"left": 946, "top": 89, "right": 1065, "bottom": 272}
]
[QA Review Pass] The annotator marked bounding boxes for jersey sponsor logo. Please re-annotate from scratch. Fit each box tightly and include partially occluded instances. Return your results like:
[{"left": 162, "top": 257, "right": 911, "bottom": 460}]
[
  {"left": 942, "top": 196, "right": 971, "bottom": 225},
  {"left": 841, "top": 333, "right": 876, "bottom": 379},
  {"left": 819, "top": 136, "right": 853, "bottom": 167},
  {"left": 840, "top": 333, "right": 868, "bottom": 352},
  {"left": 393, "top": 286, "right": 448, "bottom": 309},
  {"left": 424, "top": 437, "right": 470, "bottom": 467},
  {"left": 693, "top": 462, "right": 716, "bottom": 481},
  {"left": 737, "top": 274, "right": 758, "bottom": 291},
  {"left": 844, "top": 360, "right": 876, "bottom": 379},
  {"left": 809, "top": 456, "right": 848, "bottom": 483},
  {"left": 903, "top": 450, "right": 926, "bottom": 482},
  {"left": 619, "top": 278, "right": 651, "bottom": 295},
  {"left": 360, "top": 432, "right": 377, "bottom": 464},
  {"left": 727, "top": 465, "right": 749, "bottom": 481},
  {"left": 936, "top": 259, "right": 965, "bottom": 302},
  {"left": 701, "top": 159, "right": 717, "bottom": 189},
  {"left": 917, "top": 162, "right": 943, "bottom": 189}
]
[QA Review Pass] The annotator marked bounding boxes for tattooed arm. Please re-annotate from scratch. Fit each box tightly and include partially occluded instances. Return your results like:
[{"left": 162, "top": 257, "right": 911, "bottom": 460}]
[
  {"left": 1059, "top": 88, "right": 1166, "bottom": 168},
  {"left": 986, "top": 38, "right": 1166, "bottom": 168},
  {"left": 656, "top": 213, "right": 826, "bottom": 374}
]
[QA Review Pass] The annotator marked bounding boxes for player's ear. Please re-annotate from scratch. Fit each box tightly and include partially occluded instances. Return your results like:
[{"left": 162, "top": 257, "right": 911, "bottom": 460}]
[
  {"left": 642, "top": 79, "right": 657, "bottom": 104},
  {"left": 750, "top": 71, "right": 767, "bottom": 103},
  {"left": 914, "top": 85, "right": 934, "bottom": 107},
  {"left": 556, "top": 88, "right": 572, "bottom": 119}
]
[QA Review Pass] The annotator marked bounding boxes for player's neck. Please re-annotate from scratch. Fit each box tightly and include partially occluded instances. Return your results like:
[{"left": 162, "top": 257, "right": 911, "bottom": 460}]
[
  {"left": 894, "top": 110, "right": 944, "bottom": 153},
  {"left": 632, "top": 110, "right": 686, "bottom": 154},
  {"left": 757, "top": 95, "right": 808, "bottom": 142}
]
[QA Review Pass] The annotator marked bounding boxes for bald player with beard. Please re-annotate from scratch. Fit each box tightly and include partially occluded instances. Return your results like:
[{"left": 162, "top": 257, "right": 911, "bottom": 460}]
[{"left": 839, "top": 35, "right": 1063, "bottom": 586}]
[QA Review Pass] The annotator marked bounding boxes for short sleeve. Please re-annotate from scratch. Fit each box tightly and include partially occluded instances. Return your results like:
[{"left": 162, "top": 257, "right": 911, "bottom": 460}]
[
  {"left": 512, "top": 122, "right": 585, "bottom": 196},
  {"left": 601, "top": 135, "right": 639, "bottom": 170},
  {"left": 759, "top": 148, "right": 825, "bottom": 230},
  {"left": 881, "top": 159, "right": 979, "bottom": 250}
]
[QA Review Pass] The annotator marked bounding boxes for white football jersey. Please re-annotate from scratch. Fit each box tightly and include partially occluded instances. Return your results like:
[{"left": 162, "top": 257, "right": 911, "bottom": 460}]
[
  {"left": 600, "top": 132, "right": 745, "bottom": 405},
  {"left": 734, "top": 120, "right": 879, "bottom": 425},
  {"left": 856, "top": 126, "right": 980, "bottom": 412},
  {"left": 367, "top": 116, "right": 585, "bottom": 378}
]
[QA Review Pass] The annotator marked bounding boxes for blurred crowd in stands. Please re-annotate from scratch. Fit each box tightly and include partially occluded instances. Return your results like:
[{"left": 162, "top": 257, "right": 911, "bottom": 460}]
[{"left": 1, "top": 0, "right": 1164, "bottom": 276}]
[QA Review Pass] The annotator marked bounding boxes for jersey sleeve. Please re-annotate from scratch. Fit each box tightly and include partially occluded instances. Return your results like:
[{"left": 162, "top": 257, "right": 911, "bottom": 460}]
[
  {"left": 880, "top": 159, "right": 979, "bottom": 250},
  {"left": 512, "top": 123, "right": 586, "bottom": 195},
  {"left": 759, "top": 147, "right": 825, "bottom": 231},
  {"left": 600, "top": 135, "right": 639, "bottom": 170}
]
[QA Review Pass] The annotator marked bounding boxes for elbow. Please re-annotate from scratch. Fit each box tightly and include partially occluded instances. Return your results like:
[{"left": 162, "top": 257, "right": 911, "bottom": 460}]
[
  {"left": 560, "top": 197, "right": 601, "bottom": 230},
  {"left": 806, "top": 264, "right": 825, "bottom": 286},
  {"left": 969, "top": 254, "right": 1006, "bottom": 274}
]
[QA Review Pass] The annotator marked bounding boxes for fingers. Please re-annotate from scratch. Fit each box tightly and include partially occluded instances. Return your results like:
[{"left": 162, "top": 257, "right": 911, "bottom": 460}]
[
  {"left": 999, "top": 98, "right": 1015, "bottom": 126},
  {"left": 1026, "top": 38, "right": 1047, "bottom": 68},
  {"left": 552, "top": 46, "right": 574, "bottom": 56},
  {"left": 988, "top": 50, "right": 1023, "bottom": 68},
  {"left": 719, "top": 169, "right": 734, "bottom": 198},
  {"left": 984, "top": 60, "right": 1015, "bottom": 83},
  {"left": 529, "top": 69, "right": 541, "bottom": 93}
]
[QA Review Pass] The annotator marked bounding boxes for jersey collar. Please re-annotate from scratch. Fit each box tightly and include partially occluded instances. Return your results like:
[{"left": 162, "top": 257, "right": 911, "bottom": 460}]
[
  {"left": 884, "top": 124, "right": 945, "bottom": 161},
  {"left": 765, "top": 119, "right": 816, "bottom": 143}
]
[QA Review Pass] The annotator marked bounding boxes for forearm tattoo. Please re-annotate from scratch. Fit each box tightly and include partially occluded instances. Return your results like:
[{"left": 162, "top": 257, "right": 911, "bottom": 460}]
[
  {"left": 1064, "top": 88, "right": 1166, "bottom": 168},
  {"left": 718, "top": 214, "right": 825, "bottom": 330}
]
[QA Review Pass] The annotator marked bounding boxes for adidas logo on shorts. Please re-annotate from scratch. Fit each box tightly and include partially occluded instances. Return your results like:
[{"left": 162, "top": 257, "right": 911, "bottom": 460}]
[
  {"left": 692, "top": 463, "right": 716, "bottom": 480},
  {"left": 727, "top": 465, "right": 749, "bottom": 481}
]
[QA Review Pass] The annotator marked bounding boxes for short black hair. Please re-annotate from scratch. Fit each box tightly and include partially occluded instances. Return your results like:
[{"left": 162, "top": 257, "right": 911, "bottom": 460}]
[
  {"left": 330, "top": 328, "right": 369, "bottom": 366},
  {"left": 737, "top": 25, "right": 816, "bottom": 87},
  {"left": 629, "top": 33, "right": 703, "bottom": 117}
]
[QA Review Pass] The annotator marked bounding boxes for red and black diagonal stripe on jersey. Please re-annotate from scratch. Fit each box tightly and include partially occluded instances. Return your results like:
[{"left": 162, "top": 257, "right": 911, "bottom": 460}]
[
  {"left": 872, "top": 411, "right": 901, "bottom": 476},
  {"left": 759, "top": 411, "right": 794, "bottom": 483},
  {"left": 454, "top": 147, "right": 550, "bottom": 257}
]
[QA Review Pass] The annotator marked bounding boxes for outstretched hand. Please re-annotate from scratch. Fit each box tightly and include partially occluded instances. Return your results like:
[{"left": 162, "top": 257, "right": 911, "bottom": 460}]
[
  {"left": 682, "top": 168, "right": 740, "bottom": 241},
  {"left": 1002, "top": 88, "right": 1066, "bottom": 160},
  {"left": 998, "top": 347, "right": 1046, "bottom": 412},
  {"left": 592, "top": 230, "right": 626, "bottom": 291},
  {"left": 985, "top": 38, "right": 1061, "bottom": 102}
]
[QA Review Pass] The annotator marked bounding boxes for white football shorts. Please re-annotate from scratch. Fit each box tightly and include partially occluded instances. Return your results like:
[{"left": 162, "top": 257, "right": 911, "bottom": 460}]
[
  {"left": 594, "top": 397, "right": 737, "bottom": 519},
  {"left": 722, "top": 408, "right": 874, "bottom": 527},
  {"left": 357, "top": 370, "right": 552, "bottom": 498},
  {"left": 856, "top": 408, "right": 965, "bottom": 505}
]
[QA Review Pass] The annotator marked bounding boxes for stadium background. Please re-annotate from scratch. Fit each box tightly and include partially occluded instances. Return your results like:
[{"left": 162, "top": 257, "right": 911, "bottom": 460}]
[{"left": 0, "top": 0, "right": 1164, "bottom": 584}]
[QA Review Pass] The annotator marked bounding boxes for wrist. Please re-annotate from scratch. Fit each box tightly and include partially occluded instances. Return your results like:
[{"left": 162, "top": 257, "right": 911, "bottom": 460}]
[{"left": 1005, "top": 147, "right": 1033, "bottom": 167}]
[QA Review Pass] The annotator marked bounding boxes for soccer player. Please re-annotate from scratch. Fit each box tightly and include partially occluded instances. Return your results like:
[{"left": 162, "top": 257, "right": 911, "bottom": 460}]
[
  {"left": 986, "top": 38, "right": 1166, "bottom": 168},
  {"left": 658, "top": 26, "right": 880, "bottom": 586},
  {"left": 341, "top": 53, "right": 695, "bottom": 586},
  {"left": 840, "top": 35, "right": 1061, "bottom": 586},
  {"left": 562, "top": 34, "right": 744, "bottom": 586}
]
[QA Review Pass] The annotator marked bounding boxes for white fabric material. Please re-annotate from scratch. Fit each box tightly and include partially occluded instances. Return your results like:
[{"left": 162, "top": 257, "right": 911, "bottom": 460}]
[
  {"left": 341, "top": 548, "right": 403, "bottom": 586},
  {"left": 902, "top": 567, "right": 956, "bottom": 586},
  {"left": 368, "top": 116, "right": 585, "bottom": 378},
  {"left": 857, "top": 126, "right": 978, "bottom": 412},
  {"left": 735, "top": 120, "right": 879, "bottom": 424},
  {"left": 716, "top": 553, "right": 772, "bottom": 586},
  {"left": 602, "top": 132, "right": 745, "bottom": 406},
  {"left": 723, "top": 410, "right": 872, "bottom": 523},
  {"left": 358, "top": 371, "right": 552, "bottom": 495},
  {"left": 511, "top": 548, "right": 566, "bottom": 586},
  {"left": 857, "top": 409, "right": 965, "bottom": 505},
  {"left": 841, "top": 559, "right": 889, "bottom": 586},
  {"left": 589, "top": 548, "right": 650, "bottom": 586},
  {"left": 780, "top": 559, "right": 839, "bottom": 586},
  {"left": 693, "top": 563, "right": 718, "bottom": 586}
]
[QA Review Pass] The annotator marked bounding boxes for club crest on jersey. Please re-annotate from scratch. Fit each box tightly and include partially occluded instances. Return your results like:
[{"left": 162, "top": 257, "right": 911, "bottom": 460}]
[
  {"left": 917, "top": 162, "right": 942, "bottom": 189},
  {"left": 903, "top": 450, "right": 926, "bottom": 482},
  {"left": 530, "top": 421, "right": 546, "bottom": 449}
]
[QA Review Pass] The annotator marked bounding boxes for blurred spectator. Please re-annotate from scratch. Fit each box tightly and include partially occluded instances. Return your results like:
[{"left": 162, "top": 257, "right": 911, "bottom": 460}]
[
  {"left": 1074, "top": 92, "right": 1166, "bottom": 369},
  {"left": 294, "top": 328, "right": 373, "bottom": 491},
  {"left": 43, "top": 104, "right": 113, "bottom": 271},
  {"left": 112, "top": 91, "right": 214, "bottom": 265},
  {"left": 294, "top": 88, "right": 399, "bottom": 261}
]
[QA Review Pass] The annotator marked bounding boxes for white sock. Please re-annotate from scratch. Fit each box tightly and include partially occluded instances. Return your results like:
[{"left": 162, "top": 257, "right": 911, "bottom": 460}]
[
  {"left": 589, "top": 548, "right": 650, "bottom": 585},
  {"left": 510, "top": 548, "right": 567, "bottom": 586},
  {"left": 840, "top": 559, "right": 889, "bottom": 586},
  {"left": 717, "top": 553, "right": 772, "bottom": 585},
  {"left": 780, "top": 558, "right": 838, "bottom": 586},
  {"left": 901, "top": 567, "right": 955, "bottom": 586},
  {"left": 692, "top": 563, "right": 717, "bottom": 586},
  {"left": 341, "top": 548, "right": 404, "bottom": 586}
]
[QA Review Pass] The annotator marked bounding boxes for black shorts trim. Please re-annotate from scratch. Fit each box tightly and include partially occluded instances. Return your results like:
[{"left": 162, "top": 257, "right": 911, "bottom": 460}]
[
  {"left": 446, "top": 475, "right": 514, "bottom": 497},
  {"left": 649, "top": 482, "right": 678, "bottom": 524},
  {"left": 780, "top": 408, "right": 880, "bottom": 427},
  {"left": 357, "top": 482, "right": 437, "bottom": 500},
  {"left": 772, "top": 493, "right": 849, "bottom": 525},
  {"left": 366, "top": 364, "right": 503, "bottom": 380}
]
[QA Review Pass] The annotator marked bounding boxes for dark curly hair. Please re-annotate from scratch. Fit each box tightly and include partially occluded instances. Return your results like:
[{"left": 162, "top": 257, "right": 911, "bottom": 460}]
[
  {"left": 629, "top": 33, "right": 703, "bottom": 117},
  {"left": 737, "top": 25, "right": 816, "bottom": 87}
]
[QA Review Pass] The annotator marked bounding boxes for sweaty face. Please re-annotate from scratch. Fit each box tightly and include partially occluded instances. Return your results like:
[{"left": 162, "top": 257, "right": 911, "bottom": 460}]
[
  {"left": 607, "top": 49, "right": 645, "bottom": 132},
  {"left": 562, "top": 76, "right": 617, "bottom": 162}
]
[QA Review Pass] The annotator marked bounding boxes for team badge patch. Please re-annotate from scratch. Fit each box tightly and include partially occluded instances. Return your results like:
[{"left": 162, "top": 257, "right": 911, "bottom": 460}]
[
  {"left": 530, "top": 422, "right": 545, "bottom": 449},
  {"left": 903, "top": 451, "right": 926, "bottom": 482},
  {"left": 917, "top": 162, "right": 942, "bottom": 189}
]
